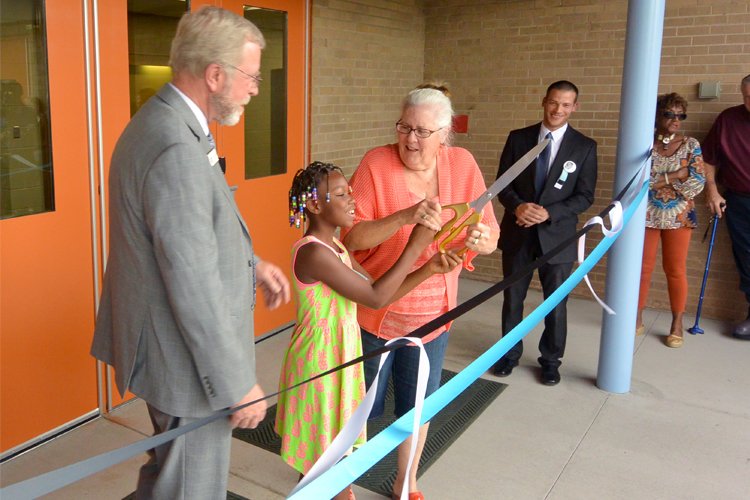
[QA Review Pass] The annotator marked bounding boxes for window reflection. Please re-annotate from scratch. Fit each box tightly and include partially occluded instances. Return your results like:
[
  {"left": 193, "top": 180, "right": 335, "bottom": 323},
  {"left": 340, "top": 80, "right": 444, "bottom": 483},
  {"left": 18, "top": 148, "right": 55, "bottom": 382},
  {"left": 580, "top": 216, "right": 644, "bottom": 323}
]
[
  {"left": 0, "top": 0, "right": 54, "bottom": 219},
  {"left": 244, "top": 6, "right": 287, "bottom": 180},
  {"left": 127, "top": 0, "right": 188, "bottom": 117}
]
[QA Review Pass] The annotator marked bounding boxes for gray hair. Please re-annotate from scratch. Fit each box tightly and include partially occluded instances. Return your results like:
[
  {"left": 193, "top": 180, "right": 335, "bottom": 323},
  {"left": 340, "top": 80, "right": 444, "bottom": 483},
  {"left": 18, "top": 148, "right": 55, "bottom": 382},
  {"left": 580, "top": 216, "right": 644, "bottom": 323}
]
[
  {"left": 402, "top": 86, "right": 454, "bottom": 146},
  {"left": 169, "top": 6, "right": 266, "bottom": 79},
  {"left": 742, "top": 74, "right": 750, "bottom": 88}
]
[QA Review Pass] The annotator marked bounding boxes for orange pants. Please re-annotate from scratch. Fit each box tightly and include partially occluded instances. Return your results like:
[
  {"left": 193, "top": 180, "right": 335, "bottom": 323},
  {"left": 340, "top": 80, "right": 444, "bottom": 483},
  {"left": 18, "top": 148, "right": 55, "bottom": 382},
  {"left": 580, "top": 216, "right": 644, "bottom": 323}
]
[{"left": 638, "top": 227, "right": 692, "bottom": 312}]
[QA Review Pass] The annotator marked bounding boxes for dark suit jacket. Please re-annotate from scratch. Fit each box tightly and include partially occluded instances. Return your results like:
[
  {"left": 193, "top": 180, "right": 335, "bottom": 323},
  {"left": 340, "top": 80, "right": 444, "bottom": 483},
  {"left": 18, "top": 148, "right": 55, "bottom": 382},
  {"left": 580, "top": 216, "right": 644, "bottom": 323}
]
[
  {"left": 496, "top": 123, "right": 597, "bottom": 264},
  {"left": 91, "top": 84, "right": 259, "bottom": 418}
]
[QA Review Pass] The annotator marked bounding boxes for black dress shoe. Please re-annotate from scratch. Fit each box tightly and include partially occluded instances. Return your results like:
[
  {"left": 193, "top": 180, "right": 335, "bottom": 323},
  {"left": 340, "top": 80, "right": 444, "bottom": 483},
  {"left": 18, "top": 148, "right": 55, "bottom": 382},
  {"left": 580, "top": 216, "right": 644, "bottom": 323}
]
[
  {"left": 492, "top": 358, "right": 519, "bottom": 377},
  {"left": 540, "top": 365, "right": 561, "bottom": 386},
  {"left": 732, "top": 318, "right": 750, "bottom": 340}
]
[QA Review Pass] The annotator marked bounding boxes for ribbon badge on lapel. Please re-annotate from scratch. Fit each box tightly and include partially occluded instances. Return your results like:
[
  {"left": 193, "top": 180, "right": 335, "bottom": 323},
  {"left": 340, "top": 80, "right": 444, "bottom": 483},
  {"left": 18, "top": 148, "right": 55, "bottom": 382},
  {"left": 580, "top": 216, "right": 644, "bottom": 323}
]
[{"left": 554, "top": 160, "right": 577, "bottom": 190}]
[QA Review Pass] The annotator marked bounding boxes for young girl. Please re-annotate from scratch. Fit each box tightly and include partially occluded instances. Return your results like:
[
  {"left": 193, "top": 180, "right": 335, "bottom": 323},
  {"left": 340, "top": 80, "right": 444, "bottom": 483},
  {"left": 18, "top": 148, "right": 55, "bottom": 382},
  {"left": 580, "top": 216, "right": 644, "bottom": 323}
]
[{"left": 276, "top": 161, "right": 461, "bottom": 500}]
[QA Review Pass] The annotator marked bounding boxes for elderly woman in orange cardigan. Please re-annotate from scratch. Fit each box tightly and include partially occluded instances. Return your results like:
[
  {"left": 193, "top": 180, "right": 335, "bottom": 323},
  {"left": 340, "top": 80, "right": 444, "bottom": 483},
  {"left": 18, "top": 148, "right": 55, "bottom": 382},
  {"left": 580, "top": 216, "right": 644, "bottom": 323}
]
[{"left": 340, "top": 83, "right": 499, "bottom": 500}]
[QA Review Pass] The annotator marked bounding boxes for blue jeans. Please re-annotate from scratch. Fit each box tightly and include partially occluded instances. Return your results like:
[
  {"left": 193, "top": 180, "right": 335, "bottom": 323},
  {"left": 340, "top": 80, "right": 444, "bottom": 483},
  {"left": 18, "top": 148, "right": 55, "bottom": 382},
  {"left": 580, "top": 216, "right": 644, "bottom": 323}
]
[{"left": 361, "top": 328, "right": 449, "bottom": 420}]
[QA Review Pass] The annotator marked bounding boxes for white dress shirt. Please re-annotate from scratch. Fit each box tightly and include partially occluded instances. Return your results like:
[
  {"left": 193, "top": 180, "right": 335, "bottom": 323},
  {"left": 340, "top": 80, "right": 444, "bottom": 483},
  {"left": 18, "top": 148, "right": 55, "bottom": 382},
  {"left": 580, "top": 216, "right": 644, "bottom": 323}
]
[
  {"left": 539, "top": 122, "right": 568, "bottom": 175},
  {"left": 169, "top": 82, "right": 210, "bottom": 138}
]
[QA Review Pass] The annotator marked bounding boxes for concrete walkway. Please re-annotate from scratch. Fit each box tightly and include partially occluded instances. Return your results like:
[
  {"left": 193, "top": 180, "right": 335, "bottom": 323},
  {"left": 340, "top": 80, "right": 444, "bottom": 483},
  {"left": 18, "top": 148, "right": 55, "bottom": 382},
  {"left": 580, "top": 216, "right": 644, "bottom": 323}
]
[{"left": 2, "top": 278, "right": 749, "bottom": 499}]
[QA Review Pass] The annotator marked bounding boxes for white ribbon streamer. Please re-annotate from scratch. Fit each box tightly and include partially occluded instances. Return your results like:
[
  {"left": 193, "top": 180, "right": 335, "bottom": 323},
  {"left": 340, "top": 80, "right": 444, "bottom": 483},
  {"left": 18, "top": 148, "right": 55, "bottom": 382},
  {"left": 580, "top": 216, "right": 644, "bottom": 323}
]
[
  {"left": 577, "top": 157, "right": 651, "bottom": 315},
  {"left": 288, "top": 337, "right": 430, "bottom": 499}
]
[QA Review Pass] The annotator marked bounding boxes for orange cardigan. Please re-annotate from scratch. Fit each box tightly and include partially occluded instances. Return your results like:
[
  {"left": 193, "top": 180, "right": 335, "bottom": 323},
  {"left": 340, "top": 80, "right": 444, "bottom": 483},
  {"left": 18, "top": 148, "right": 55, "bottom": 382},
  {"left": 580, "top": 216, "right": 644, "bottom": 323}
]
[{"left": 340, "top": 144, "right": 499, "bottom": 340}]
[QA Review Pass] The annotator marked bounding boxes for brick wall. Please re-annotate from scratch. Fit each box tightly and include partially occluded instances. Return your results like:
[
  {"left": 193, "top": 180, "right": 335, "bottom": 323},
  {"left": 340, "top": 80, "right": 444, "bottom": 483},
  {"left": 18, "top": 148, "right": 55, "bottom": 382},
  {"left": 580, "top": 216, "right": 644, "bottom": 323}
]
[
  {"left": 422, "top": 0, "right": 750, "bottom": 321},
  {"left": 310, "top": 0, "right": 426, "bottom": 179},
  {"left": 310, "top": 0, "right": 750, "bottom": 321}
]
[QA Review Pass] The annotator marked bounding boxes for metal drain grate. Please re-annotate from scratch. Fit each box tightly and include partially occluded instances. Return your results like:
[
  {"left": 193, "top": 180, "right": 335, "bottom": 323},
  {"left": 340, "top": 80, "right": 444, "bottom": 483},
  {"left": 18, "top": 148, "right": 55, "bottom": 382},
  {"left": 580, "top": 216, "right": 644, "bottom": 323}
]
[
  {"left": 233, "top": 369, "right": 506, "bottom": 497},
  {"left": 124, "top": 492, "right": 249, "bottom": 500}
]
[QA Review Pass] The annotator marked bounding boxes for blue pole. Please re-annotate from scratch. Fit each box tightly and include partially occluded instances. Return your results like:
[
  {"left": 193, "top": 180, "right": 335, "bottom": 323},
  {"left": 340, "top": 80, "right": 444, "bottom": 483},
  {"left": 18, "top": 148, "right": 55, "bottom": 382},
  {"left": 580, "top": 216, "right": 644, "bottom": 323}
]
[{"left": 597, "top": 0, "right": 666, "bottom": 393}]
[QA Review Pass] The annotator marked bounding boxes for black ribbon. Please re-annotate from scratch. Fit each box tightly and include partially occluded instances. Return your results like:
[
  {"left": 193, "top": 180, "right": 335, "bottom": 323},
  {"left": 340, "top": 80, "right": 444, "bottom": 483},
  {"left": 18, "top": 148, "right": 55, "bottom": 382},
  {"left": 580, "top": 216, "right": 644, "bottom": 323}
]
[{"left": 1, "top": 161, "right": 647, "bottom": 500}]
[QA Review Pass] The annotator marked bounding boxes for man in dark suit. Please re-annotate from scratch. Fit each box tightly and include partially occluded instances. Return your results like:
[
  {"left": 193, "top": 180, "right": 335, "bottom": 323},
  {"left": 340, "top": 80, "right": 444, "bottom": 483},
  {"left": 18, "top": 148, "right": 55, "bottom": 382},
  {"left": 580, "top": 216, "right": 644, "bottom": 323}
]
[
  {"left": 492, "top": 80, "right": 597, "bottom": 385},
  {"left": 91, "top": 7, "right": 290, "bottom": 499}
]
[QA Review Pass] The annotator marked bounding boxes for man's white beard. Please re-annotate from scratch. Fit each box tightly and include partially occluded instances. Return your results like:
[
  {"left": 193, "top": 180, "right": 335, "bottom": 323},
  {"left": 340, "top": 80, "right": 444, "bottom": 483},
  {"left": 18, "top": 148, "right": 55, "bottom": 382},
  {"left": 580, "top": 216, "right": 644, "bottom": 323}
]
[{"left": 212, "top": 81, "right": 251, "bottom": 126}]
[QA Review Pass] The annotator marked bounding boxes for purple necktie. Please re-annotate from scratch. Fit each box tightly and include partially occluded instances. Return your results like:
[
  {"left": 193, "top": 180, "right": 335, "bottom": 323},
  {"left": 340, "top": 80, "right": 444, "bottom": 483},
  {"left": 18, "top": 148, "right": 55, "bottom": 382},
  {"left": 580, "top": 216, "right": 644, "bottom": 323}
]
[{"left": 534, "top": 132, "right": 552, "bottom": 203}]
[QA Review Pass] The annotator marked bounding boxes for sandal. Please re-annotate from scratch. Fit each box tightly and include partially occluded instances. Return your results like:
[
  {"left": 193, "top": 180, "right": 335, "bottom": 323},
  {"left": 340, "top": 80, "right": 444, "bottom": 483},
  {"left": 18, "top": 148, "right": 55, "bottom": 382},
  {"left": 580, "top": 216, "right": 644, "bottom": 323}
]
[
  {"left": 635, "top": 325, "right": 645, "bottom": 336},
  {"left": 666, "top": 334, "right": 683, "bottom": 348},
  {"left": 391, "top": 493, "right": 425, "bottom": 500}
]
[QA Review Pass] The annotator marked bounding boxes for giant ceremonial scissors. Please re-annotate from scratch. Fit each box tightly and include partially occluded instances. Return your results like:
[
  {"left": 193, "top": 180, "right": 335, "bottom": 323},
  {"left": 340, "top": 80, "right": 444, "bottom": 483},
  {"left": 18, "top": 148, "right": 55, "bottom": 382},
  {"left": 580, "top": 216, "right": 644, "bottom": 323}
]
[{"left": 434, "top": 138, "right": 551, "bottom": 253}]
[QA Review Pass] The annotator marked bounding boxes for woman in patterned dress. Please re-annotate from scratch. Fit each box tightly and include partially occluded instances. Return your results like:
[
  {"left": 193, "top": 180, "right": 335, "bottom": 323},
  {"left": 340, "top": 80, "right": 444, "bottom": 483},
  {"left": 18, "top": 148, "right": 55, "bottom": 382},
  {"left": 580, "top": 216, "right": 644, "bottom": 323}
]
[
  {"left": 636, "top": 93, "right": 706, "bottom": 348},
  {"left": 276, "top": 162, "right": 462, "bottom": 500}
]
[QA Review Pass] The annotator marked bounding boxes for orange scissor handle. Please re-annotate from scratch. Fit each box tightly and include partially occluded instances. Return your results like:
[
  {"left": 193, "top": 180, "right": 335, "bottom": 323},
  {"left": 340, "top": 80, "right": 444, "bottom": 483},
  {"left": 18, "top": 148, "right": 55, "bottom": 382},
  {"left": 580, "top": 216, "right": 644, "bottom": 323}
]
[{"left": 433, "top": 203, "right": 482, "bottom": 254}]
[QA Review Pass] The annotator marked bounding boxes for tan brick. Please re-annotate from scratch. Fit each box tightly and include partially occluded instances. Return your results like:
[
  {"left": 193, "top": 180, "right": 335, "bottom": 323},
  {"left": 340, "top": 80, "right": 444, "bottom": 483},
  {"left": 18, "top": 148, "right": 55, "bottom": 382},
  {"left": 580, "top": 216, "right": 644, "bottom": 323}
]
[{"left": 312, "top": 0, "right": 750, "bottom": 321}]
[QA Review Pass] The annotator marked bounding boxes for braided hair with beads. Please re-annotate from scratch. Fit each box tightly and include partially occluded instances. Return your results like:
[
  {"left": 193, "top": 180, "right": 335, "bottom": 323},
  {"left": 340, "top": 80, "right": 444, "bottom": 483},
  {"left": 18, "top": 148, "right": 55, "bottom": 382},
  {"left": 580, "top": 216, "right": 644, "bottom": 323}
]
[{"left": 288, "top": 161, "right": 349, "bottom": 228}]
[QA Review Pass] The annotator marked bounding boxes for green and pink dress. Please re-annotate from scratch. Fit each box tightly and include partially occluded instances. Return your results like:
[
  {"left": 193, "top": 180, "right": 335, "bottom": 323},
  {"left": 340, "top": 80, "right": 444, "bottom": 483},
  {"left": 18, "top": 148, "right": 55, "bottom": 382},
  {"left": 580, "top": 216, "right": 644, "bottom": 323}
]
[{"left": 275, "top": 235, "right": 367, "bottom": 475}]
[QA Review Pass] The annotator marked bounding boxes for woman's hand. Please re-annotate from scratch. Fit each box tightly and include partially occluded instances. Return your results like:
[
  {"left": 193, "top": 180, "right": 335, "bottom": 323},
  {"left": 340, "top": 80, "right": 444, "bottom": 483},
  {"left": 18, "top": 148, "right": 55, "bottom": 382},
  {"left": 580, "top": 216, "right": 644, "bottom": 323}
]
[
  {"left": 675, "top": 166, "right": 690, "bottom": 182},
  {"left": 401, "top": 197, "right": 442, "bottom": 231},
  {"left": 464, "top": 223, "right": 498, "bottom": 255},
  {"left": 425, "top": 250, "right": 463, "bottom": 275}
]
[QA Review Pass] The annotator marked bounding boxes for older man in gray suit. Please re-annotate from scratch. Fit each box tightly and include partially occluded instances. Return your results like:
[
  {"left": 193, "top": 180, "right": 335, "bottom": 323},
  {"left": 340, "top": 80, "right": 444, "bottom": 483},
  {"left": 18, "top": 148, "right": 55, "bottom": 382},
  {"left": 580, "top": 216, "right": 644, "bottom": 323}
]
[{"left": 91, "top": 6, "right": 290, "bottom": 499}]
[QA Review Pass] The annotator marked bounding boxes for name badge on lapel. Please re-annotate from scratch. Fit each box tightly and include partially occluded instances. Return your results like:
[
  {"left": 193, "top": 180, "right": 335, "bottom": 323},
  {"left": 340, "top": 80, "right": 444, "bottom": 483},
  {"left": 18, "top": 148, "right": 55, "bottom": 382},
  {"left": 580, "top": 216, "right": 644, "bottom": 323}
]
[
  {"left": 554, "top": 161, "right": 577, "bottom": 189},
  {"left": 207, "top": 148, "right": 219, "bottom": 167}
]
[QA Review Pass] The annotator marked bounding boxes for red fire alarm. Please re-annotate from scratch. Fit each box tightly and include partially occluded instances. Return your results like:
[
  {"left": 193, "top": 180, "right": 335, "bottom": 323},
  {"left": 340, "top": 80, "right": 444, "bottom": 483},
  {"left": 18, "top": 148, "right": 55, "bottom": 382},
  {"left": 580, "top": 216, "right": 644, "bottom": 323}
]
[{"left": 452, "top": 114, "right": 469, "bottom": 134}]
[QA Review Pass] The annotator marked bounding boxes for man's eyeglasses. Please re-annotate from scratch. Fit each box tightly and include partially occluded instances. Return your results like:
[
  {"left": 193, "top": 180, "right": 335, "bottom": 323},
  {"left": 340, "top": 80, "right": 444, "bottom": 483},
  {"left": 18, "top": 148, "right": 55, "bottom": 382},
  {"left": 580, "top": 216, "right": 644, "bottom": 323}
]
[
  {"left": 396, "top": 120, "right": 442, "bottom": 138},
  {"left": 229, "top": 65, "right": 262, "bottom": 86},
  {"left": 663, "top": 111, "right": 687, "bottom": 121}
]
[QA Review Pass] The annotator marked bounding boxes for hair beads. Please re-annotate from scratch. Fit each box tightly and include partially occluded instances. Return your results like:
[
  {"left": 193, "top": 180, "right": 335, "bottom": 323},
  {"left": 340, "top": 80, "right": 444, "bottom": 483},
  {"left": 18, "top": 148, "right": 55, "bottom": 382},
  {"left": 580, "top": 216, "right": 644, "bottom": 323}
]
[
  {"left": 288, "top": 190, "right": 295, "bottom": 226},
  {"left": 288, "top": 161, "right": 345, "bottom": 227}
]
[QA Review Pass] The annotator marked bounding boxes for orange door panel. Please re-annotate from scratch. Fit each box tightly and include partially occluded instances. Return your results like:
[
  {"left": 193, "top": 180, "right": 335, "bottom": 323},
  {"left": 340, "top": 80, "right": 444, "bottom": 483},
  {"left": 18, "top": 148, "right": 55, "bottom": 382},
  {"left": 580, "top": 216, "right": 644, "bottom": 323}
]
[
  {"left": 96, "top": 0, "right": 135, "bottom": 410},
  {"left": 1, "top": 0, "right": 98, "bottom": 453},
  {"left": 196, "top": 0, "right": 308, "bottom": 336}
]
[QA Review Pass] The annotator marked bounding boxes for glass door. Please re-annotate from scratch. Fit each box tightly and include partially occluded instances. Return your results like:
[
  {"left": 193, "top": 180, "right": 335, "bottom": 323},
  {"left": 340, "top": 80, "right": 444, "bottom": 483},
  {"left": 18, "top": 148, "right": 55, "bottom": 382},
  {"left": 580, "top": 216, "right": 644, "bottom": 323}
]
[
  {"left": 1, "top": 0, "right": 100, "bottom": 455},
  {"left": 194, "top": 0, "right": 309, "bottom": 337}
]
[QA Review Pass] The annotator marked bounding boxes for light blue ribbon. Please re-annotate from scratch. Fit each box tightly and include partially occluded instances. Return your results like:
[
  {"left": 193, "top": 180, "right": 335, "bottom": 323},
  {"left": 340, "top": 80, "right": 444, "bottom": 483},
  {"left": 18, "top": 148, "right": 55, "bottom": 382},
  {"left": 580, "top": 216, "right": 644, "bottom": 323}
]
[
  {"left": 288, "top": 180, "right": 648, "bottom": 500},
  {"left": 2, "top": 181, "right": 648, "bottom": 500}
]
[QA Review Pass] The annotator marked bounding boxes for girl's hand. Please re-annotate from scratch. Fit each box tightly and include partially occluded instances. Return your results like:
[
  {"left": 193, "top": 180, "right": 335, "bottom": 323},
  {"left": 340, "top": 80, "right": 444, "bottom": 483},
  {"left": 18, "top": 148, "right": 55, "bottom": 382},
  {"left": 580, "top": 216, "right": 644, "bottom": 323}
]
[
  {"left": 426, "top": 250, "right": 463, "bottom": 275},
  {"left": 406, "top": 222, "right": 437, "bottom": 250},
  {"left": 402, "top": 197, "right": 442, "bottom": 231},
  {"left": 464, "top": 223, "right": 498, "bottom": 255}
]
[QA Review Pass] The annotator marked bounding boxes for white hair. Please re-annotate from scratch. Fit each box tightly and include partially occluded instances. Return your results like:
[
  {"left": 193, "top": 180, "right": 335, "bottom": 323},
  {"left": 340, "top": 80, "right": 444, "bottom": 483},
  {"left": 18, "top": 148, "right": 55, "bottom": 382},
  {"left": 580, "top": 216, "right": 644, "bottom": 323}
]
[
  {"left": 169, "top": 5, "right": 266, "bottom": 80},
  {"left": 401, "top": 87, "right": 454, "bottom": 146}
]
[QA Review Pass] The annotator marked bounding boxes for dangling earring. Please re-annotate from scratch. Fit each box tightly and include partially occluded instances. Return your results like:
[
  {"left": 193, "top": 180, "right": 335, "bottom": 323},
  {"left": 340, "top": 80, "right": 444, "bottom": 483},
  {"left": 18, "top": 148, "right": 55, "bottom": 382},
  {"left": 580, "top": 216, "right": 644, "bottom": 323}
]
[{"left": 349, "top": 186, "right": 353, "bottom": 195}]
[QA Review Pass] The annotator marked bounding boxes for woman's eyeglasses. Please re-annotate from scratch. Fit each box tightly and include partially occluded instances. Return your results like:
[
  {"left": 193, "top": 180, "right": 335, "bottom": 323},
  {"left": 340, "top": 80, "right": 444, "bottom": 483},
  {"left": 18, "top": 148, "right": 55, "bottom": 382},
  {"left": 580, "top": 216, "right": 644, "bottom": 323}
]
[
  {"left": 396, "top": 120, "right": 442, "bottom": 138},
  {"left": 663, "top": 111, "right": 687, "bottom": 121}
]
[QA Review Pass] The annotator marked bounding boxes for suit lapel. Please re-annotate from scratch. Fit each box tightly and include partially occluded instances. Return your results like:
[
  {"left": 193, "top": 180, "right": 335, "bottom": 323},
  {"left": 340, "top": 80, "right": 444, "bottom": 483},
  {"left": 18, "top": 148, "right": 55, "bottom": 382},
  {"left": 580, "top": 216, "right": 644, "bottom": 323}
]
[
  {"left": 527, "top": 124, "right": 542, "bottom": 187},
  {"left": 157, "top": 84, "right": 251, "bottom": 238}
]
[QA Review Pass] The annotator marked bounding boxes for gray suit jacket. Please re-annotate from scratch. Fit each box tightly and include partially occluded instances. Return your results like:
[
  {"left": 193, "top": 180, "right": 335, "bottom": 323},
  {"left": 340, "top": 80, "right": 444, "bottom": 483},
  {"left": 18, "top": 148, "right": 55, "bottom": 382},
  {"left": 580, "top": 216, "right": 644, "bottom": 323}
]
[{"left": 91, "top": 84, "right": 259, "bottom": 418}]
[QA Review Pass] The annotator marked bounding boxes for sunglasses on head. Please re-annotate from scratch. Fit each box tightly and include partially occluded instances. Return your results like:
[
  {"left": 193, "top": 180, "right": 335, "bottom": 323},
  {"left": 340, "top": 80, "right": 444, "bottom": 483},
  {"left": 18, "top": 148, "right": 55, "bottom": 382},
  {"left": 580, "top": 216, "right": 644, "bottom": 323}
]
[{"left": 663, "top": 111, "right": 687, "bottom": 121}]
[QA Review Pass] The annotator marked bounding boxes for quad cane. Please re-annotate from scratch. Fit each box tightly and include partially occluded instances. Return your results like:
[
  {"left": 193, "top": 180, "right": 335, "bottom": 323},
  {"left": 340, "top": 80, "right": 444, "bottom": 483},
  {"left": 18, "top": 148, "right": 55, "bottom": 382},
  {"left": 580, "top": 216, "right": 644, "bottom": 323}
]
[{"left": 688, "top": 202, "right": 726, "bottom": 335}]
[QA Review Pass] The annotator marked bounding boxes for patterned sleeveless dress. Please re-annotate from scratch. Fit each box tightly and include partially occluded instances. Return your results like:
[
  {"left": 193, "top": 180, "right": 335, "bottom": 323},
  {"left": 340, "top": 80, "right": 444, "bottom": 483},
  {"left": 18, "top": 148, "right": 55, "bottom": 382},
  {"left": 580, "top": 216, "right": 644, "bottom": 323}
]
[{"left": 275, "top": 235, "right": 367, "bottom": 475}]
